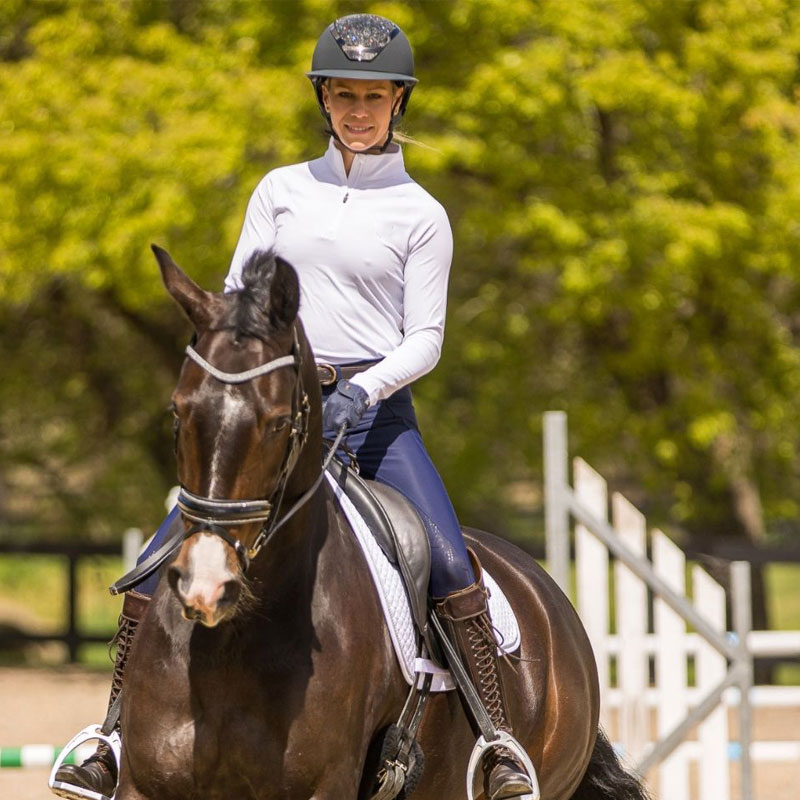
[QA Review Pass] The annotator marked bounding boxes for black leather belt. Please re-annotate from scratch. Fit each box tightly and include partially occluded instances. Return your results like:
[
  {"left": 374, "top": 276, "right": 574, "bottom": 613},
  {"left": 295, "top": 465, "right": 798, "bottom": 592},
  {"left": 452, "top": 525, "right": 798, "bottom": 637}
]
[{"left": 316, "top": 360, "right": 381, "bottom": 386}]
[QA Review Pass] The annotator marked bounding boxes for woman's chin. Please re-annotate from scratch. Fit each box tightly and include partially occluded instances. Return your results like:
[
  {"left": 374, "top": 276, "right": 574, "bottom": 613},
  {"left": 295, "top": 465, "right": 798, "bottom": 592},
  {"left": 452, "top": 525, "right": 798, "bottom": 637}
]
[{"left": 343, "top": 139, "right": 374, "bottom": 151}]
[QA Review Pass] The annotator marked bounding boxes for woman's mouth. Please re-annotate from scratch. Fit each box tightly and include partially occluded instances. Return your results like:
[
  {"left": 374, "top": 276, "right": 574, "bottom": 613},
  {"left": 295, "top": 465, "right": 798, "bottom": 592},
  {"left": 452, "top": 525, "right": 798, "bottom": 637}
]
[{"left": 346, "top": 124, "right": 373, "bottom": 134}]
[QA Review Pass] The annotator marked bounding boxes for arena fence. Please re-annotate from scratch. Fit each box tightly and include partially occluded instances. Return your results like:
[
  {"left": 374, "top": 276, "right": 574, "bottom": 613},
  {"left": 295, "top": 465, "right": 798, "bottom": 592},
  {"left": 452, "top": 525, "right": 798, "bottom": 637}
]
[
  {"left": 0, "top": 529, "right": 143, "bottom": 661},
  {"left": 543, "top": 410, "right": 800, "bottom": 800}
]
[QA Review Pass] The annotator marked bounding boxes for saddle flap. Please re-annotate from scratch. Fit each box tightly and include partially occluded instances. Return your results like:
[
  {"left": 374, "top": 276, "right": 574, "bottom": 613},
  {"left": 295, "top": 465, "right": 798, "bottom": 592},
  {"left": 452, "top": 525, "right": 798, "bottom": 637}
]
[
  {"left": 326, "top": 458, "right": 431, "bottom": 644},
  {"left": 365, "top": 480, "right": 431, "bottom": 635}
]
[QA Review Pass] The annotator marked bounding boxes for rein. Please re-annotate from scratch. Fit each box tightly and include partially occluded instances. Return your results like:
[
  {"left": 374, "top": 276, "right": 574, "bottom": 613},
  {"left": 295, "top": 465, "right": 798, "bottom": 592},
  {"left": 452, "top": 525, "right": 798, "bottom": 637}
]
[{"left": 110, "top": 328, "right": 340, "bottom": 595}]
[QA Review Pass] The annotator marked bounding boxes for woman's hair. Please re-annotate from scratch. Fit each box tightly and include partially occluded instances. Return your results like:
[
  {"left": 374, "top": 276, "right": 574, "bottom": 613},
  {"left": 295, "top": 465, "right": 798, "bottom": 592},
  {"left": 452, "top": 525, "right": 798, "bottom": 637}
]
[{"left": 391, "top": 130, "right": 441, "bottom": 154}]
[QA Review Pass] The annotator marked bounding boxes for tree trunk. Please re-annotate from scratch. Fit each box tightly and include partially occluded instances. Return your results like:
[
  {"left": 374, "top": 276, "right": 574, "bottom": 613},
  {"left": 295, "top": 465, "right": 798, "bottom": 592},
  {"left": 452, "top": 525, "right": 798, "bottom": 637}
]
[{"left": 708, "top": 433, "right": 772, "bottom": 683}]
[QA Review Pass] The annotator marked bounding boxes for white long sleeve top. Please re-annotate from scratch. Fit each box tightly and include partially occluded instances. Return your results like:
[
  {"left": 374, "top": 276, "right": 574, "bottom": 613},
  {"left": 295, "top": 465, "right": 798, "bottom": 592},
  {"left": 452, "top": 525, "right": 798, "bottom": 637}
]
[{"left": 225, "top": 139, "right": 453, "bottom": 405}]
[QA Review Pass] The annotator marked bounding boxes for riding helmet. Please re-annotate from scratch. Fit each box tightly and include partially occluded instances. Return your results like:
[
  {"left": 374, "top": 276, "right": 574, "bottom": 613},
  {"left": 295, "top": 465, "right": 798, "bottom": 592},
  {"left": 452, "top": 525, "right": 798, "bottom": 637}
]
[{"left": 307, "top": 14, "right": 418, "bottom": 144}]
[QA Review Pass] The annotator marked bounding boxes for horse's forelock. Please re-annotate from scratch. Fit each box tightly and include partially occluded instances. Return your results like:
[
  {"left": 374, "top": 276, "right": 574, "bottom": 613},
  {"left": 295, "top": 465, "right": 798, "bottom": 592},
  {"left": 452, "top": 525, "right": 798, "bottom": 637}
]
[{"left": 224, "top": 251, "right": 284, "bottom": 341}]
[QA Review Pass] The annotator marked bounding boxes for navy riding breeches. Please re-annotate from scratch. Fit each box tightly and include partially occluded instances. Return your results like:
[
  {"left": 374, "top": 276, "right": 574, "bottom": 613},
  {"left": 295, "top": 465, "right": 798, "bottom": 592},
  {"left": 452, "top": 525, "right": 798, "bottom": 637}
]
[
  {"left": 322, "top": 383, "right": 475, "bottom": 597},
  {"left": 135, "top": 385, "right": 475, "bottom": 598}
]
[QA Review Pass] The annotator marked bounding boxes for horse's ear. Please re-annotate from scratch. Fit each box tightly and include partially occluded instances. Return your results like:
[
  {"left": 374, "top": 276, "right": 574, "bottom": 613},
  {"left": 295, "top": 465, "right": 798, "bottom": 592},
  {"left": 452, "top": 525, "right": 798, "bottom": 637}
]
[
  {"left": 152, "top": 244, "right": 214, "bottom": 330},
  {"left": 268, "top": 257, "right": 300, "bottom": 329}
]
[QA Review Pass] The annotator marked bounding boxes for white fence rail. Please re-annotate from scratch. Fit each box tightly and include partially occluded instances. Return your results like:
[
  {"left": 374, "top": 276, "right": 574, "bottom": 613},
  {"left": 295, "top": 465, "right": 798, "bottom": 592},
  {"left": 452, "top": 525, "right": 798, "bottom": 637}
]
[{"left": 542, "top": 411, "right": 800, "bottom": 800}]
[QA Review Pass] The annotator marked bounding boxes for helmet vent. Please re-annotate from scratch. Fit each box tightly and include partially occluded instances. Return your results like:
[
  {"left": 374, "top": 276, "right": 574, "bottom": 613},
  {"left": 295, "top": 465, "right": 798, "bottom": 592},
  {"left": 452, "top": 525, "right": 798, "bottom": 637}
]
[{"left": 331, "top": 14, "right": 399, "bottom": 62}]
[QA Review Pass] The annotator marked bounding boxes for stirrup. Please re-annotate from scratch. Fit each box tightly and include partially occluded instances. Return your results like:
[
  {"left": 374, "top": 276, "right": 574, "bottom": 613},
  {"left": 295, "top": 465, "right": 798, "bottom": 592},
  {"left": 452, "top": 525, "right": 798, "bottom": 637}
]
[
  {"left": 466, "top": 730, "right": 540, "bottom": 800},
  {"left": 49, "top": 724, "right": 121, "bottom": 800}
]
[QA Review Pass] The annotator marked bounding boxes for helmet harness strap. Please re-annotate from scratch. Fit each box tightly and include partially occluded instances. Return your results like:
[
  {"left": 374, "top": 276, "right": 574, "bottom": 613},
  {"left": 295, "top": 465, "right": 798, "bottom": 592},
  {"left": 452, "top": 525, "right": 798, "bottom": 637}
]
[{"left": 315, "top": 78, "right": 410, "bottom": 155}]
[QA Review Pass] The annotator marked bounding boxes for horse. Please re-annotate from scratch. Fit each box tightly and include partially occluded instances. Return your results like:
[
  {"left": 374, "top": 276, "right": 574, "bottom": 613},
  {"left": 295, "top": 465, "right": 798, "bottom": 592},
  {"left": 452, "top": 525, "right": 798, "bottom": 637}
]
[{"left": 115, "top": 245, "right": 649, "bottom": 800}]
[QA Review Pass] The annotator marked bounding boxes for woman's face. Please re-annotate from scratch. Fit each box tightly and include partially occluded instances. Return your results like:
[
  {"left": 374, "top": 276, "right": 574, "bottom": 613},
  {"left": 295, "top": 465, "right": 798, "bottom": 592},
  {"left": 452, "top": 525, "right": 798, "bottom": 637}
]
[{"left": 321, "top": 78, "right": 404, "bottom": 152}]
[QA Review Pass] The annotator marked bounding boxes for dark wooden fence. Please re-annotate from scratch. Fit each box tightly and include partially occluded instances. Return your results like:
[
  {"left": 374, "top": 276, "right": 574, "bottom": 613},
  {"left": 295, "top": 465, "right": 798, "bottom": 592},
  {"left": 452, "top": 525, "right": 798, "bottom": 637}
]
[{"left": 0, "top": 534, "right": 141, "bottom": 662}]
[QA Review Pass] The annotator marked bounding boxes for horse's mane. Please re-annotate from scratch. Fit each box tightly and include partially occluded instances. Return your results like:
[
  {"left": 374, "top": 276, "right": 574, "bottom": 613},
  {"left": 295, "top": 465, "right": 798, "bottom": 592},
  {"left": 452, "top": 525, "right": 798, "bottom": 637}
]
[{"left": 221, "top": 250, "right": 285, "bottom": 342}]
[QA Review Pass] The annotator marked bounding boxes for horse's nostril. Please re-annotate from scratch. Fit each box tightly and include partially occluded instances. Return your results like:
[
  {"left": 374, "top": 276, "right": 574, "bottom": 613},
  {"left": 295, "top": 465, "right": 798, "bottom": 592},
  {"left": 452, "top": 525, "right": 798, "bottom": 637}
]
[
  {"left": 168, "top": 565, "right": 186, "bottom": 595},
  {"left": 180, "top": 605, "right": 198, "bottom": 621}
]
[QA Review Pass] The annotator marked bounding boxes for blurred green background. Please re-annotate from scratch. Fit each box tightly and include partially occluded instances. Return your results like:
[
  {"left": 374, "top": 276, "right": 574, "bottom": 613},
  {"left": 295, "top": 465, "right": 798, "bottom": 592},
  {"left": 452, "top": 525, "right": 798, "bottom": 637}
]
[{"left": 2, "top": 0, "right": 800, "bottom": 664}]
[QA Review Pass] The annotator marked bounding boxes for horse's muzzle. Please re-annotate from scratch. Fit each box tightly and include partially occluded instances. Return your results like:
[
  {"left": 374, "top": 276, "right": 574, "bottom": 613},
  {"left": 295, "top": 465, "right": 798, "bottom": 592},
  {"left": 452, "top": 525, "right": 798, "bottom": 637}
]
[{"left": 167, "top": 535, "right": 244, "bottom": 627}]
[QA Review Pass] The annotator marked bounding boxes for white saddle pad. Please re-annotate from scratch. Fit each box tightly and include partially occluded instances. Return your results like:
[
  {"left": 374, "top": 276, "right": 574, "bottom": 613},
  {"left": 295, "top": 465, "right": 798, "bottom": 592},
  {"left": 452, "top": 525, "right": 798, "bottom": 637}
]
[{"left": 325, "top": 473, "right": 521, "bottom": 692}]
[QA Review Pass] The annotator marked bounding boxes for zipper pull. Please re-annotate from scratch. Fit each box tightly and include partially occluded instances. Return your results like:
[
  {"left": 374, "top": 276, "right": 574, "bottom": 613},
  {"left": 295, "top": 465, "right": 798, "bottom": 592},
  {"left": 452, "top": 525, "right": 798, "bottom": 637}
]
[{"left": 342, "top": 192, "right": 349, "bottom": 204}]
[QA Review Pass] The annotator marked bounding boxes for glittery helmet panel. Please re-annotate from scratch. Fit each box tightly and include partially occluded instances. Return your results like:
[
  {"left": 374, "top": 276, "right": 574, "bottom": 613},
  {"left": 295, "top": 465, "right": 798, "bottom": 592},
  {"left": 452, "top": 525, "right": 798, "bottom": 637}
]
[{"left": 330, "top": 14, "right": 399, "bottom": 62}]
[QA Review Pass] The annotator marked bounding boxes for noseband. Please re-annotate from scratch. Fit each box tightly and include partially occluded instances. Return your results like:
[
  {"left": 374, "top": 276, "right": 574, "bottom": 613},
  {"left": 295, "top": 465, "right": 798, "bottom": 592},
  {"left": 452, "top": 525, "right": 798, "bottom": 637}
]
[{"left": 176, "top": 327, "right": 311, "bottom": 570}]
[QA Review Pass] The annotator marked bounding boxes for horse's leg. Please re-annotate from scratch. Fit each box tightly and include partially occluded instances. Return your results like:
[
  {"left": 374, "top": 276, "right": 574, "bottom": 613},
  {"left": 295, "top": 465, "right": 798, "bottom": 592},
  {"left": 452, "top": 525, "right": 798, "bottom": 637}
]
[
  {"left": 115, "top": 745, "right": 157, "bottom": 800},
  {"left": 115, "top": 786, "right": 150, "bottom": 800},
  {"left": 115, "top": 771, "right": 150, "bottom": 800}
]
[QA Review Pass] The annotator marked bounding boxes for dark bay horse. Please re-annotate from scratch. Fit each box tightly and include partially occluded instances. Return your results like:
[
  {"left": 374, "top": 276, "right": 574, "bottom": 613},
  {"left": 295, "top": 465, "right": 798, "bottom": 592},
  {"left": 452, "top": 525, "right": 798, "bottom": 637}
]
[{"left": 116, "top": 246, "right": 649, "bottom": 800}]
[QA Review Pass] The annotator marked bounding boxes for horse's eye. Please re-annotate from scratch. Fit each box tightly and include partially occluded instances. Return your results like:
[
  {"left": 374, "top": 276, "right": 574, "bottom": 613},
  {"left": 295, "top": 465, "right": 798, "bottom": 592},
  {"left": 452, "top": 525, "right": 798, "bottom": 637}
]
[
  {"left": 169, "top": 404, "right": 180, "bottom": 451},
  {"left": 272, "top": 417, "right": 290, "bottom": 433}
]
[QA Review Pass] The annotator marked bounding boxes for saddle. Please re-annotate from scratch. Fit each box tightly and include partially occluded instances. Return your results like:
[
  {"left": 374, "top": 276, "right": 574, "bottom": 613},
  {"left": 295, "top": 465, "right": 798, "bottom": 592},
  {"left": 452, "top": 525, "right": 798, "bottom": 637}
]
[{"left": 325, "top": 456, "right": 435, "bottom": 657}]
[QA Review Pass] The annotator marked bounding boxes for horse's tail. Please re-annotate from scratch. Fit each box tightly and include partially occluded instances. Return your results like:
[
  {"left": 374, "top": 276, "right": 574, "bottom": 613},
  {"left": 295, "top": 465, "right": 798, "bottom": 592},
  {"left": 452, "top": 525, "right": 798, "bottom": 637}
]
[{"left": 569, "top": 728, "right": 651, "bottom": 800}]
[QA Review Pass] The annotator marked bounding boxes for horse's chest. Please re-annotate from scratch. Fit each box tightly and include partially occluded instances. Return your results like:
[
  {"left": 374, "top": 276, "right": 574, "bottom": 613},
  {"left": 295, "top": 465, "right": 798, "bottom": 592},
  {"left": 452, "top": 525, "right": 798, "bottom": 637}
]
[
  {"left": 129, "top": 710, "right": 278, "bottom": 799},
  {"left": 134, "top": 669, "right": 317, "bottom": 797}
]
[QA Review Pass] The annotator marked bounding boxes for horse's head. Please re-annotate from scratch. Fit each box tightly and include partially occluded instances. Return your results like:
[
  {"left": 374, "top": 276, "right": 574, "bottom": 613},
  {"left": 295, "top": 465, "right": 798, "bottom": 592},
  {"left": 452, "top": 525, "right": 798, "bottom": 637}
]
[{"left": 153, "top": 244, "right": 317, "bottom": 627}]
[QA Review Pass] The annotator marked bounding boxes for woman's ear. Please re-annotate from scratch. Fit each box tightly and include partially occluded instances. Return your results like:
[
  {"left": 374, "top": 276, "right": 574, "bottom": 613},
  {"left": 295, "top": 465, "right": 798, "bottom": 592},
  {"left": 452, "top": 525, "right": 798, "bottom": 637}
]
[
  {"left": 321, "top": 83, "right": 330, "bottom": 112},
  {"left": 392, "top": 87, "right": 404, "bottom": 116}
]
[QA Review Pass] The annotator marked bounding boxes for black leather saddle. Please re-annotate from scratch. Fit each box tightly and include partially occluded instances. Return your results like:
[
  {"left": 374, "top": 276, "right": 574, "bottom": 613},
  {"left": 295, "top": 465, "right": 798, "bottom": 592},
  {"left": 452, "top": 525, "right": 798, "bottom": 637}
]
[{"left": 325, "top": 457, "right": 433, "bottom": 654}]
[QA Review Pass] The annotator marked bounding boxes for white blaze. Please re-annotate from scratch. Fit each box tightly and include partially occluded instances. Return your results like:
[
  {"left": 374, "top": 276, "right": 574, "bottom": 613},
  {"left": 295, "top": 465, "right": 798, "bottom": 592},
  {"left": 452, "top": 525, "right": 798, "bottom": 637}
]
[{"left": 209, "top": 387, "right": 248, "bottom": 488}]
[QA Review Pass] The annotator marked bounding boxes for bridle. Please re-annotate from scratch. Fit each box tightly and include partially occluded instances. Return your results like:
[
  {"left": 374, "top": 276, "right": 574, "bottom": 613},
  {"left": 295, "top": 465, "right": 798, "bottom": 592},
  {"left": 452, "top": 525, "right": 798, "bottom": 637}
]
[
  {"left": 110, "top": 325, "right": 343, "bottom": 596},
  {"left": 174, "top": 325, "right": 314, "bottom": 571}
]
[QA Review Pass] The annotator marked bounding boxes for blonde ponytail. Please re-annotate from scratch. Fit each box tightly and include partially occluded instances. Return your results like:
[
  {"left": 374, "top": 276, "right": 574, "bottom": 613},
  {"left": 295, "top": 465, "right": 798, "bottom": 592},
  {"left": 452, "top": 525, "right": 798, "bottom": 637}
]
[{"left": 392, "top": 130, "right": 442, "bottom": 154}]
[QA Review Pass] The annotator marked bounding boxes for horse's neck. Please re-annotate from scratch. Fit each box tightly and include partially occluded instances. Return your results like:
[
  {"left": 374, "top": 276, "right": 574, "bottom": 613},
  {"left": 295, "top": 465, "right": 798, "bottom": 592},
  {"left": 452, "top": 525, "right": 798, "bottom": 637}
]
[{"left": 247, "top": 486, "right": 331, "bottom": 610}]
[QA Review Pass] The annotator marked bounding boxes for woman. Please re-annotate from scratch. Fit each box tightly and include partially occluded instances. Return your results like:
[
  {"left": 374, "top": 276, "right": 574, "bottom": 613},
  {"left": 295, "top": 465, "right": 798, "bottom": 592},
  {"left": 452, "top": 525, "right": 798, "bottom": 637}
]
[{"left": 52, "top": 14, "right": 532, "bottom": 800}]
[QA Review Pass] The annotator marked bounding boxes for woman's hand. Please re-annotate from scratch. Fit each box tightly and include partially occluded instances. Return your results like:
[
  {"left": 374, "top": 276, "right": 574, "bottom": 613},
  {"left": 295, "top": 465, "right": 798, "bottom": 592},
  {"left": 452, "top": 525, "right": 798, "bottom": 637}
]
[{"left": 323, "top": 380, "right": 369, "bottom": 433}]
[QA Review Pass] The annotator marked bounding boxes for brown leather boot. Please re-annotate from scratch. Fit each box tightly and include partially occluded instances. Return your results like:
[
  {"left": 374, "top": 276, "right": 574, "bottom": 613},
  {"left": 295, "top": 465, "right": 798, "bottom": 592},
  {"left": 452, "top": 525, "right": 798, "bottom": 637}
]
[
  {"left": 51, "top": 591, "right": 149, "bottom": 800},
  {"left": 435, "top": 554, "right": 533, "bottom": 800}
]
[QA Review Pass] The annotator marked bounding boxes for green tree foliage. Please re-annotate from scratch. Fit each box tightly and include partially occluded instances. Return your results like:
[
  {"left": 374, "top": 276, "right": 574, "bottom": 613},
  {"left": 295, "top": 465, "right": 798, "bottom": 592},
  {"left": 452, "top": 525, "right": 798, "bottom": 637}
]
[{"left": 2, "top": 0, "right": 800, "bottom": 584}]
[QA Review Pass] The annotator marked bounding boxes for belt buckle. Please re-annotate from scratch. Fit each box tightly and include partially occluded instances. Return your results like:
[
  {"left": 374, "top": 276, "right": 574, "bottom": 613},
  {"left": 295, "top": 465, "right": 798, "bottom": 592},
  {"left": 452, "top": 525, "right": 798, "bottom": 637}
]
[{"left": 317, "top": 363, "right": 338, "bottom": 386}]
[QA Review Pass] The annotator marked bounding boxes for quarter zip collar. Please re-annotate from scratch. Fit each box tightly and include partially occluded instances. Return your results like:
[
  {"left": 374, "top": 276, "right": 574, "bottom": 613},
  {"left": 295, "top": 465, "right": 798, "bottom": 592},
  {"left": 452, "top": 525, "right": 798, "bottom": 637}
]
[{"left": 323, "top": 138, "right": 407, "bottom": 189}]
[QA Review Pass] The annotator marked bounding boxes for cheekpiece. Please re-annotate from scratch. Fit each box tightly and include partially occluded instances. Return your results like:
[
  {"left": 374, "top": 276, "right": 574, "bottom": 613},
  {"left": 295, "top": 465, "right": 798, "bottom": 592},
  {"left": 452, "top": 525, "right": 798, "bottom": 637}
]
[{"left": 331, "top": 14, "right": 399, "bottom": 62}]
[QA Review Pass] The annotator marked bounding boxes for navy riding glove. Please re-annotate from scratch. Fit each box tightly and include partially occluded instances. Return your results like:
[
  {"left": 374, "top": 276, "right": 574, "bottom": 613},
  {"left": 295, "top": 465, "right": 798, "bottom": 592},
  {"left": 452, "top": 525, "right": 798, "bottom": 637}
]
[{"left": 323, "top": 380, "right": 370, "bottom": 433}]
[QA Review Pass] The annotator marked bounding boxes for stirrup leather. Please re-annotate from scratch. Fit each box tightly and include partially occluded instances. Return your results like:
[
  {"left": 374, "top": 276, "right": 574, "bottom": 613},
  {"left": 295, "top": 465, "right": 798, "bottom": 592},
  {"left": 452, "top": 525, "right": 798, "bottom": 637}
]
[{"left": 49, "top": 725, "right": 121, "bottom": 800}]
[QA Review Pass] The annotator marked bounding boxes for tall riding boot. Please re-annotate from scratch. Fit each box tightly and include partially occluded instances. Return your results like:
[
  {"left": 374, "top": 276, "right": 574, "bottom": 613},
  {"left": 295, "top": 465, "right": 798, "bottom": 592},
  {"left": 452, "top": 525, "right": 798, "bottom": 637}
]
[
  {"left": 435, "top": 554, "right": 533, "bottom": 800},
  {"left": 51, "top": 590, "right": 149, "bottom": 800}
]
